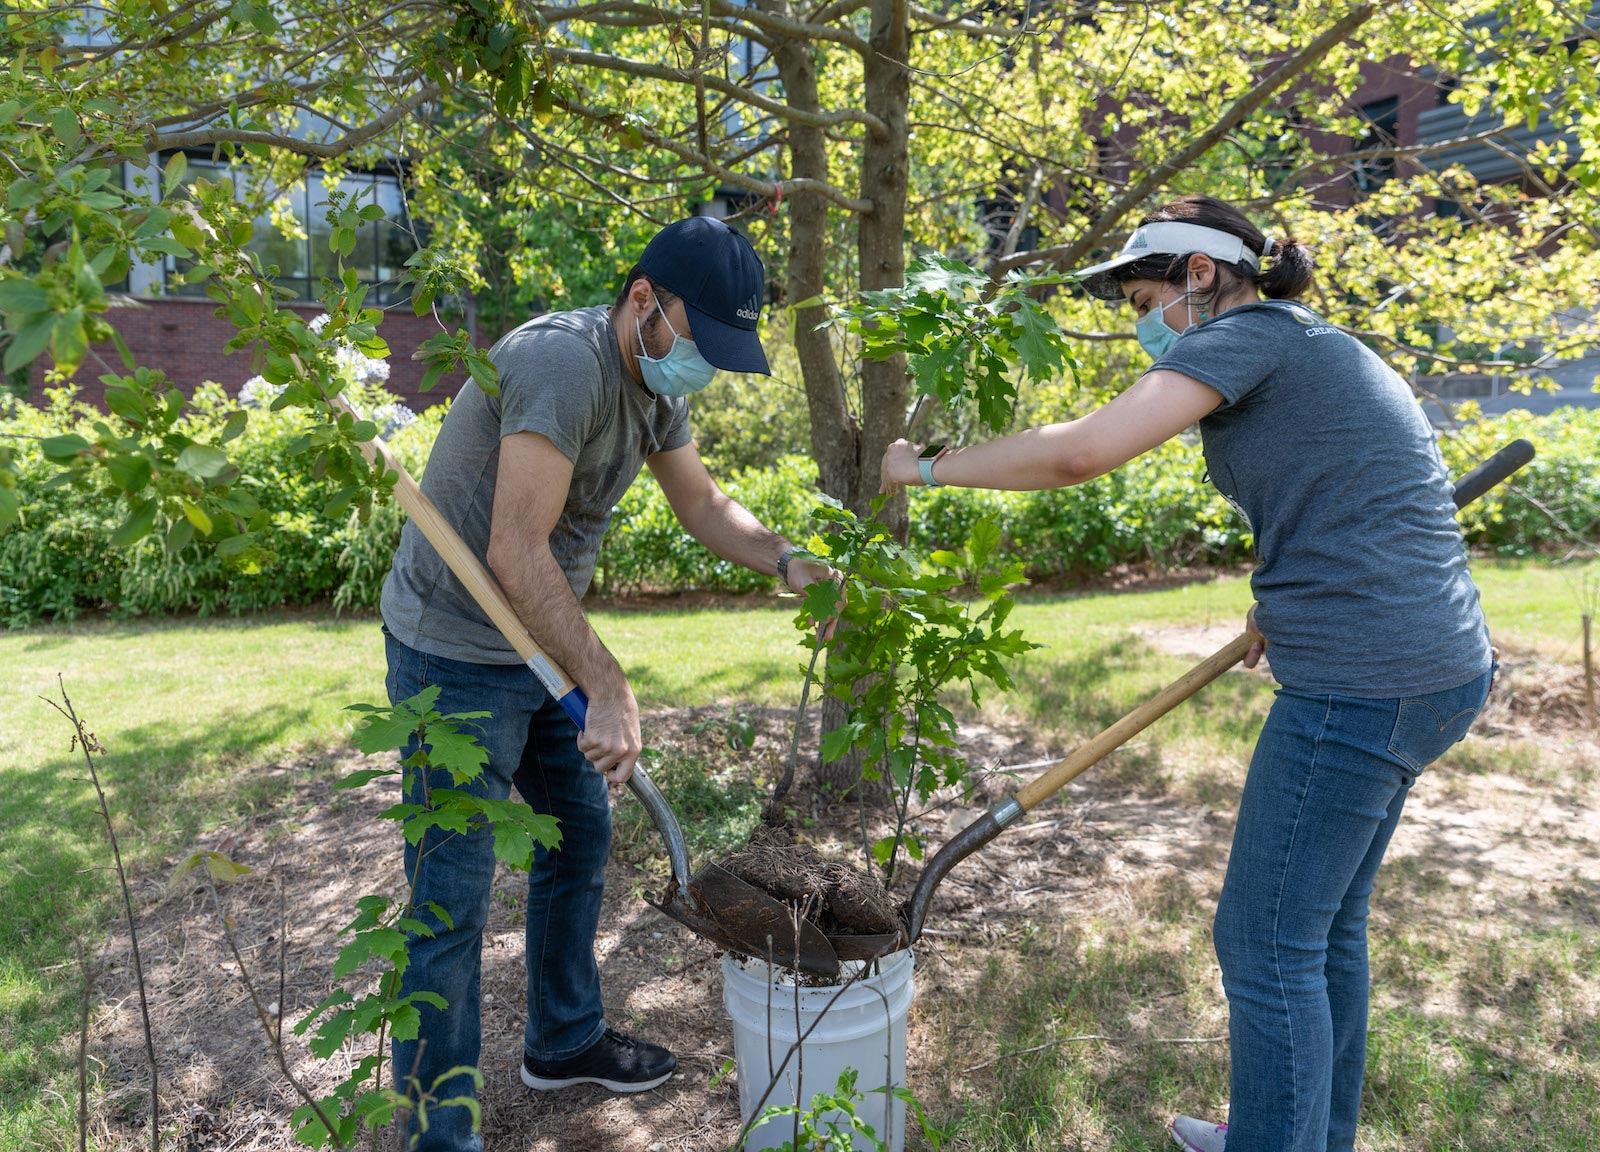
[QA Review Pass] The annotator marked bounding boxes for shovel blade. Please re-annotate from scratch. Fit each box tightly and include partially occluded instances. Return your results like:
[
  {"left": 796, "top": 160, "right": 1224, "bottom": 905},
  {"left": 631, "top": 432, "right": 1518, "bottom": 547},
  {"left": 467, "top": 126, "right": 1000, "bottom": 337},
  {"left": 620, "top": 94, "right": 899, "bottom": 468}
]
[
  {"left": 654, "top": 862, "right": 842, "bottom": 978},
  {"left": 825, "top": 929, "right": 907, "bottom": 963}
]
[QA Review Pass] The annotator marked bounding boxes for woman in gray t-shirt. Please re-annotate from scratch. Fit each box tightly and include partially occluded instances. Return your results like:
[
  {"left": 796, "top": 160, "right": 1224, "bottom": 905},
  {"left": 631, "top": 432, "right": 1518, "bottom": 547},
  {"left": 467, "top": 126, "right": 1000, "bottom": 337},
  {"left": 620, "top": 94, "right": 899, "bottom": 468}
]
[{"left": 881, "top": 195, "right": 1494, "bottom": 1152}]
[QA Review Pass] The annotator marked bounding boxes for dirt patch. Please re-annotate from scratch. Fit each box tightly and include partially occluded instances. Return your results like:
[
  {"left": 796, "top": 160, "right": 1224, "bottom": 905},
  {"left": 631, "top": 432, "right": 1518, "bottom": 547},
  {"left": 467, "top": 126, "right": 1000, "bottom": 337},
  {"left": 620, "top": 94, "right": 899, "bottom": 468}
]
[
  {"left": 1481, "top": 652, "right": 1597, "bottom": 733},
  {"left": 1133, "top": 627, "right": 1599, "bottom": 735},
  {"left": 1132, "top": 621, "right": 1273, "bottom": 677},
  {"left": 85, "top": 677, "right": 1599, "bottom": 1151}
]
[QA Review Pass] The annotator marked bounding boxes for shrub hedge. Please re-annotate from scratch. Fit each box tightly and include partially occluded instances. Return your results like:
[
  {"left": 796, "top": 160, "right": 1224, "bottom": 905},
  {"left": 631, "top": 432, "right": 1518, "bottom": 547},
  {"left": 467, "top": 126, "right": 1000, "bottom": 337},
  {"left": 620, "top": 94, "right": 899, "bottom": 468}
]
[
  {"left": 0, "top": 385, "right": 443, "bottom": 627},
  {"left": 1, "top": 387, "right": 1594, "bottom": 626}
]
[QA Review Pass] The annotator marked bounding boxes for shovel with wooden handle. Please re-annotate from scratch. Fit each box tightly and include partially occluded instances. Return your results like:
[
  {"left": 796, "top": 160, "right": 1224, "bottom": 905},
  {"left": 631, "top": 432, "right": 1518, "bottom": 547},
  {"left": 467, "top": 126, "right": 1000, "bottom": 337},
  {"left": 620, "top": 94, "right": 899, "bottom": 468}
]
[
  {"left": 821, "top": 438, "right": 1537, "bottom": 971},
  {"left": 337, "top": 398, "right": 843, "bottom": 975}
]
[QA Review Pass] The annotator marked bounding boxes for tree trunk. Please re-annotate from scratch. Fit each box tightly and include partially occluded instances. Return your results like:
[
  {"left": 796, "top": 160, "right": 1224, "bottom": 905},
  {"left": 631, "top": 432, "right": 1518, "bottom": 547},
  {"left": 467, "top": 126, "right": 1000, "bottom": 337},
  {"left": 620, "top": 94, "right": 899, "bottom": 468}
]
[
  {"left": 771, "top": 28, "right": 859, "bottom": 506},
  {"left": 856, "top": 0, "right": 911, "bottom": 530},
  {"left": 811, "top": 0, "right": 914, "bottom": 796}
]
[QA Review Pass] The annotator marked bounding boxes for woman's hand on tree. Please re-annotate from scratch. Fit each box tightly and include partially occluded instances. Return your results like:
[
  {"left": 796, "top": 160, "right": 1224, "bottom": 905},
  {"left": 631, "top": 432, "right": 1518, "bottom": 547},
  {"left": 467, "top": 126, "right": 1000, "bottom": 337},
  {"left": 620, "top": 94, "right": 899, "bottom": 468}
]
[{"left": 879, "top": 439, "right": 925, "bottom": 495}]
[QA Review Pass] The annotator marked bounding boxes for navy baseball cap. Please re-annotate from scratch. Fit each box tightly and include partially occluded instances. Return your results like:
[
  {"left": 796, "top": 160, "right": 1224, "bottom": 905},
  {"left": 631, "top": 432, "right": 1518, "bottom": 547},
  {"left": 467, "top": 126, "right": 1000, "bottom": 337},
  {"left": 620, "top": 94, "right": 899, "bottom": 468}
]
[{"left": 638, "top": 217, "right": 771, "bottom": 375}]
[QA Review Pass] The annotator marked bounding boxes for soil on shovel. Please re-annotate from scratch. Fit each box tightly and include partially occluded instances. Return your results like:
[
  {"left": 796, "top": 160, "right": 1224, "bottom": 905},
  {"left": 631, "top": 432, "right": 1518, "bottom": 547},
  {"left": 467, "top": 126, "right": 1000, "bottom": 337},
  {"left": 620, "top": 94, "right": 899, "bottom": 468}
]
[{"left": 719, "top": 825, "right": 901, "bottom": 938}]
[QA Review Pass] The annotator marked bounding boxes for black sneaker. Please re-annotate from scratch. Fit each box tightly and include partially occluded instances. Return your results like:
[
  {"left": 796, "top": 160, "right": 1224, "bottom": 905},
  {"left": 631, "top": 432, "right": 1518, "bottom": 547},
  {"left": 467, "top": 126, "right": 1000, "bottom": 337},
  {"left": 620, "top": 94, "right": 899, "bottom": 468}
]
[{"left": 520, "top": 1027, "right": 676, "bottom": 1093}]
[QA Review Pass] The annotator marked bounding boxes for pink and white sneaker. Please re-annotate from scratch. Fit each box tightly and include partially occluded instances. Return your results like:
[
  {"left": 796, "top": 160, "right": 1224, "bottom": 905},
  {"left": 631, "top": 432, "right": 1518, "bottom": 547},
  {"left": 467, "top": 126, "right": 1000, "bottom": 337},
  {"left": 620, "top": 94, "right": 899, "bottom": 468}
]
[{"left": 1169, "top": 1115, "right": 1227, "bottom": 1151}]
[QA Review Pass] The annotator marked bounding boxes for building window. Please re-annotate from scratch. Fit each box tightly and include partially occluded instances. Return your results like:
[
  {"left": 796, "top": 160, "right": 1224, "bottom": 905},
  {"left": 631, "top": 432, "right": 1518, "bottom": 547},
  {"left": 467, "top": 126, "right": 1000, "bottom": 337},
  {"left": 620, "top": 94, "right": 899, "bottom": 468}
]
[
  {"left": 1352, "top": 96, "right": 1400, "bottom": 194},
  {"left": 164, "top": 157, "right": 414, "bottom": 306}
]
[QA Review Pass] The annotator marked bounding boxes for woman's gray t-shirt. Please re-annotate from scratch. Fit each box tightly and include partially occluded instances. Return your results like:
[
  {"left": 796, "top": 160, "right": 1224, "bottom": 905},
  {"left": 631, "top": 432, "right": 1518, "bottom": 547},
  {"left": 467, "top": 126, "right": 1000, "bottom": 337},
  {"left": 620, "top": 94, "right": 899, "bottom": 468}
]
[
  {"left": 381, "top": 306, "right": 692, "bottom": 664},
  {"left": 1152, "top": 300, "right": 1491, "bottom": 697}
]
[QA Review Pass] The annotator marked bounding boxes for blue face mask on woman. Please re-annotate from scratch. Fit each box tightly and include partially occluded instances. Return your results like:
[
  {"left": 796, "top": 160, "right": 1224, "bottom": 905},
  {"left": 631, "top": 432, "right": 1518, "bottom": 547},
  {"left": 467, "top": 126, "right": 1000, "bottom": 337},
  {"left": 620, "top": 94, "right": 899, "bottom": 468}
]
[
  {"left": 636, "top": 300, "right": 717, "bottom": 396},
  {"left": 1135, "top": 271, "right": 1196, "bottom": 362}
]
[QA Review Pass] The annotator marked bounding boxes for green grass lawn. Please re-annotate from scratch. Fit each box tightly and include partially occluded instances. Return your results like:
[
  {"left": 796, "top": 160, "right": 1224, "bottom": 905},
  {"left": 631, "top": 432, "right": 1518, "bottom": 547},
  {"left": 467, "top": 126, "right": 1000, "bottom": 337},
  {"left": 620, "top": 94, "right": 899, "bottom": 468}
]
[{"left": 0, "top": 557, "right": 1593, "bottom": 1148}]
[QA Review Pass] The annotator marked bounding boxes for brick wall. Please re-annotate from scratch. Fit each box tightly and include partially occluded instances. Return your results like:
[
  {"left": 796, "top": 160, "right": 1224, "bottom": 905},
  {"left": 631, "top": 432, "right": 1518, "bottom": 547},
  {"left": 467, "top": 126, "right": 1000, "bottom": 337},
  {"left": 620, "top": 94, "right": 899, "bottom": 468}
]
[{"left": 25, "top": 296, "right": 465, "bottom": 410}]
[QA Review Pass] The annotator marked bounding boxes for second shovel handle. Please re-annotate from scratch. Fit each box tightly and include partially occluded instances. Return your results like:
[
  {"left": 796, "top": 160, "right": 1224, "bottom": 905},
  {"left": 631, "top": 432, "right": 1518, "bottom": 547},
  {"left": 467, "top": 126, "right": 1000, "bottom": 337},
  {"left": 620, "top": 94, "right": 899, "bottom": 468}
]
[{"left": 1013, "top": 631, "right": 1255, "bottom": 813}]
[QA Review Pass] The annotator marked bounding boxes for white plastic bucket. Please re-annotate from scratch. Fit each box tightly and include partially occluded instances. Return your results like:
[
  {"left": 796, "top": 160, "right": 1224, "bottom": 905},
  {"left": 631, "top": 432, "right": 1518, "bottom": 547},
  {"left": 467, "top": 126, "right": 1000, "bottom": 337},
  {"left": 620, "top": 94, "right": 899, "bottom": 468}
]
[{"left": 721, "top": 950, "right": 915, "bottom": 1152}]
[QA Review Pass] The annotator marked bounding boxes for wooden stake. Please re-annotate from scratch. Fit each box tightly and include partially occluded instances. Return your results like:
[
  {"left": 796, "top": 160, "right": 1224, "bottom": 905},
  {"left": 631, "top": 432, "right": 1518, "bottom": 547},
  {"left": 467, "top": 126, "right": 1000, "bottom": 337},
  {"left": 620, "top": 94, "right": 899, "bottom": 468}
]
[{"left": 1584, "top": 613, "right": 1595, "bottom": 728}]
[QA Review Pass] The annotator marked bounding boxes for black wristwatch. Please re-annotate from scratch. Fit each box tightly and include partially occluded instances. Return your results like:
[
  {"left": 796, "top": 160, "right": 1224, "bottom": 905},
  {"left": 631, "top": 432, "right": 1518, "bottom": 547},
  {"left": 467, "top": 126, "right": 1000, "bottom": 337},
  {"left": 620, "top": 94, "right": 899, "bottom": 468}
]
[{"left": 776, "top": 546, "right": 797, "bottom": 584}]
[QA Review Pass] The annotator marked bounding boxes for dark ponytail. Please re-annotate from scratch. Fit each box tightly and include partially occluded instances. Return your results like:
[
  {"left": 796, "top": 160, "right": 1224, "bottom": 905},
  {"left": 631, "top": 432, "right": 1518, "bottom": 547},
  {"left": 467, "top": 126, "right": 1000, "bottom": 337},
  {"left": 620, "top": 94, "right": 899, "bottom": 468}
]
[
  {"left": 1253, "top": 234, "right": 1314, "bottom": 300},
  {"left": 1114, "top": 195, "right": 1314, "bottom": 303}
]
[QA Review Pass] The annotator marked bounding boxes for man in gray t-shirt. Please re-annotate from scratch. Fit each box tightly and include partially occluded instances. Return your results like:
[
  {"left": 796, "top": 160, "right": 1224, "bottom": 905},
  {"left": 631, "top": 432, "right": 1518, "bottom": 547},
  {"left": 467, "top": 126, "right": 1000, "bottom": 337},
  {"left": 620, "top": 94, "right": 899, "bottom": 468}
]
[{"left": 380, "top": 218, "right": 835, "bottom": 1151}]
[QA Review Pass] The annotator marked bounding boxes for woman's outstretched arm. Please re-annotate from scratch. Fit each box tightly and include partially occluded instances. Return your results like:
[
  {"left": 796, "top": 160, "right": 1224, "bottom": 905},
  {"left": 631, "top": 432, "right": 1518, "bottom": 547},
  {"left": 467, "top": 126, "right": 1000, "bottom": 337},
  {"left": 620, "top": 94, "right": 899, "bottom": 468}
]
[{"left": 881, "top": 369, "right": 1224, "bottom": 494}]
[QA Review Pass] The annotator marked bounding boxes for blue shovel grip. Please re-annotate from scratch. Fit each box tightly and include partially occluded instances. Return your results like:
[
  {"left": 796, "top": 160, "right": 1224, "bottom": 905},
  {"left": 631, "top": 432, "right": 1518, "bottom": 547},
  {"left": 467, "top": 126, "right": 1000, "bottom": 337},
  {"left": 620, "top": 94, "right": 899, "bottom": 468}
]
[{"left": 556, "top": 686, "right": 589, "bottom": 730}]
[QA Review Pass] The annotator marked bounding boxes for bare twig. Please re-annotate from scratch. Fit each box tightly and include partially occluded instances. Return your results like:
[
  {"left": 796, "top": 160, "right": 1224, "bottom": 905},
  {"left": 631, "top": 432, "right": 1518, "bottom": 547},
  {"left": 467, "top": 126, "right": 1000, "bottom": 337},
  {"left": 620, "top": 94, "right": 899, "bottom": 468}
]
[
  {"left": 276, "top": 888, "right": 288, "bottom": 1051},
  {"left": 75, "top": 935, "right": 93, "bottom": 1152},
  {"left": 962, "top": 1032, "right": 1228, "bottom": 1074},
  {"left": 201, "top": 873, "right": 347, "bottom": 1148},
  {"left": 43, "top": 679, "right": 160, "bottom": 1152},
  {"left": 766, "top": 633, "right": 828, "bottom": 825}
]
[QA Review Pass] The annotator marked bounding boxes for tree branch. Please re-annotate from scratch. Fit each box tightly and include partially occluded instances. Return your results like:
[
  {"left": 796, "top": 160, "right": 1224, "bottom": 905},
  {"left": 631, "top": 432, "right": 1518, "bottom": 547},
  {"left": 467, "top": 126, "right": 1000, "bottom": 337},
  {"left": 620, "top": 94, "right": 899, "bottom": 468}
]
[
  {"left": 709, "top": 0, "right": 871, "bottom": 51},
  {"left": 1351, "top": 327, "right": 1600, "bottom": 370},
  {"left": 809, "top": 0, "right": 873, "bottom": 25},
  {"left": 525, "top": 0, "right": 871, "bottom": 51},
  {"left": 555, "top": 94, "right": 874, "bottom": 211},
  {"left": 995, "top": 2, "right": 1381, "bottom": 274},
  {"left": 546, "top": 47, "right": 887, "bottom": 136},
  {"left": 1274, "top": 123, "right": 1554, "bottom": 189},
  {"left": 493, "top": 112, "right": 673, "bottom": 225},
  {"left": 150, "top": 83, "right": 441, "bottom": 159},
  {"left": 907, "top": 1, "right": 1036, "bottom": 38},
  {"left": 202, "top": 872, "right": 347, "bottom": 1148}
]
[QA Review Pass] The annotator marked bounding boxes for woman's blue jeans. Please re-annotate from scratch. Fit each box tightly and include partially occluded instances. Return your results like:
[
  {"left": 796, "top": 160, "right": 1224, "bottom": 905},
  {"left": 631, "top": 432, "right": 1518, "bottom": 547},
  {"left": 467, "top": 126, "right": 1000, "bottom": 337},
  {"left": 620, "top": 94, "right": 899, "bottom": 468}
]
[
  {"left": 1215, "top": 668, "right": 1493, "bottom": 1152},
  {"left": 384, "top": 632, "right": 611, "bottom": 1152}
]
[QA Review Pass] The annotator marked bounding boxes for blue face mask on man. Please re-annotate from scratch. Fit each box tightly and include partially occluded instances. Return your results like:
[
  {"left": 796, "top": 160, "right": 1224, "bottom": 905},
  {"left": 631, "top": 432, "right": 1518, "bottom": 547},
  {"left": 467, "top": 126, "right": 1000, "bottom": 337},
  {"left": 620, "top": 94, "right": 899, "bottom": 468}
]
[
  {"left": 1135, "top": 270, "right": 1197, "bottom": 362},
  {"left": 636, "top": 299, "right": 717, "bottom": 396}
]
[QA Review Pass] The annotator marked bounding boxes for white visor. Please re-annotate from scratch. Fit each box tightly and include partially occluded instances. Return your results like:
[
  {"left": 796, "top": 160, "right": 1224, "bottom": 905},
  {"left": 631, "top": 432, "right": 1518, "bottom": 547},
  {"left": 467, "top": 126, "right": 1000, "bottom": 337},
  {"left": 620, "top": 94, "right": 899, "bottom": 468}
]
[{"left": 1072, "top": 221, "right": 1261, "bottom": 300}]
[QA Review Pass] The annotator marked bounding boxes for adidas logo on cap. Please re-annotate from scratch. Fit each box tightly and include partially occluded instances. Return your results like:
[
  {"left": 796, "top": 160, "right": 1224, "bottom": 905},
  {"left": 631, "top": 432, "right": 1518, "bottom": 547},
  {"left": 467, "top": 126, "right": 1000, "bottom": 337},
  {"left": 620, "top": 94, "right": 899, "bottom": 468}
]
[
  {"left": 736, "top": 293, "right": 761, "bottom": 321},
  {"left": 1126, "top": 229, "right": 1150, "bottom": 250}
]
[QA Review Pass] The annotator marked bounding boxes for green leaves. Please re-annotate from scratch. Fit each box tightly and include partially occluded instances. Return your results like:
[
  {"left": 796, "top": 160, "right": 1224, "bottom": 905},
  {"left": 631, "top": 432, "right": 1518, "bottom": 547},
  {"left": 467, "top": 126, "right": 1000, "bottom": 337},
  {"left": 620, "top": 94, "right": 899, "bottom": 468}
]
[
  {"left": 471, "top": 797, "right": 562, "bottom": 870},
  {"left": 837, "top": 253, "right": 1078, "bottom": 434},
  {"left": 108, "top": 497, "right": 158, "bottom": 546},
  {"left": 349, "top": 687, "right": 443, "bottom": 755},
  {"left": 162, "top": 152, "right": 187, "bottom": 196},
  {"left": 414, "top": 328, "right": 498, "bottom": 395},
  {"left": 0, "top": 279, "right": 48, "bottom": 313},
  {"left": 176, "top": 443, "right": 232, "bottom": 480},
  {"left": 280, "top": 686, "right": 563, "bottom": 1149},
  {"left": 39, "top": 433, "right": 92, "bottom": 463},
  {"left": 806, "top": 507, "right": 1038, "bottom": 885},
  {"left": 21, "top": 369, "right": 274, "bottom": 550},
  {"left": 2, "top": 306, "right": 56, "bottom": 376}
]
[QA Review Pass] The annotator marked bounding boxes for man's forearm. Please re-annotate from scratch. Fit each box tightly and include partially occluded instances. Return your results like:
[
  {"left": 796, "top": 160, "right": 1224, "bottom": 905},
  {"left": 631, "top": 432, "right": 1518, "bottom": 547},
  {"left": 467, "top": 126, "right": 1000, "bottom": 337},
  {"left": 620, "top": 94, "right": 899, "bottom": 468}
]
[
  {"left": 680, "top": 489, "right": 789, "bottom": 576},
  {"left": 490, "top": 541, "right": 626, "bottom": 695}
]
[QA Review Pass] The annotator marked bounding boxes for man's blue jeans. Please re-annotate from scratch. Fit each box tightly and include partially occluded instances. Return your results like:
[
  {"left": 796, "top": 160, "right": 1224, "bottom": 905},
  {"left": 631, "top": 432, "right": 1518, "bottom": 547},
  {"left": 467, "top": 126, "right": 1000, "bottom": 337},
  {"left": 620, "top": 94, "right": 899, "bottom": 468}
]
[
  {"left": 1215, "top": 667, "right": 1493, "bottom": 1152},
  {"left": 384, "top": 631, "right": 611, "bottom": 1152}
]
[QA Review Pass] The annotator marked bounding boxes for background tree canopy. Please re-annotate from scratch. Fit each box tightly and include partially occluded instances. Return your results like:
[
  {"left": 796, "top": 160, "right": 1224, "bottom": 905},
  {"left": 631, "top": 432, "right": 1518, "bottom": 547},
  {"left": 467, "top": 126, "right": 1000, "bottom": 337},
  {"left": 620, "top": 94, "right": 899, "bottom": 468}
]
[{"left": 1, "top": 0, "right": 1597, "bottom": 538}]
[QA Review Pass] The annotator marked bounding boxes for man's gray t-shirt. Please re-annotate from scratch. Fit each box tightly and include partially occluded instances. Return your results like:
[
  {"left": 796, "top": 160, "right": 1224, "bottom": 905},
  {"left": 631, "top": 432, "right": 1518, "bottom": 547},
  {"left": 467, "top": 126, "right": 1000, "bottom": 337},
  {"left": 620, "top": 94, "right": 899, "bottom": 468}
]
[
  {"left": 1152, "top": 300, "right": 1491, "bottom": 697},
  {"left": 381, "top": 306, "right": 692, "bottom": 664}
]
